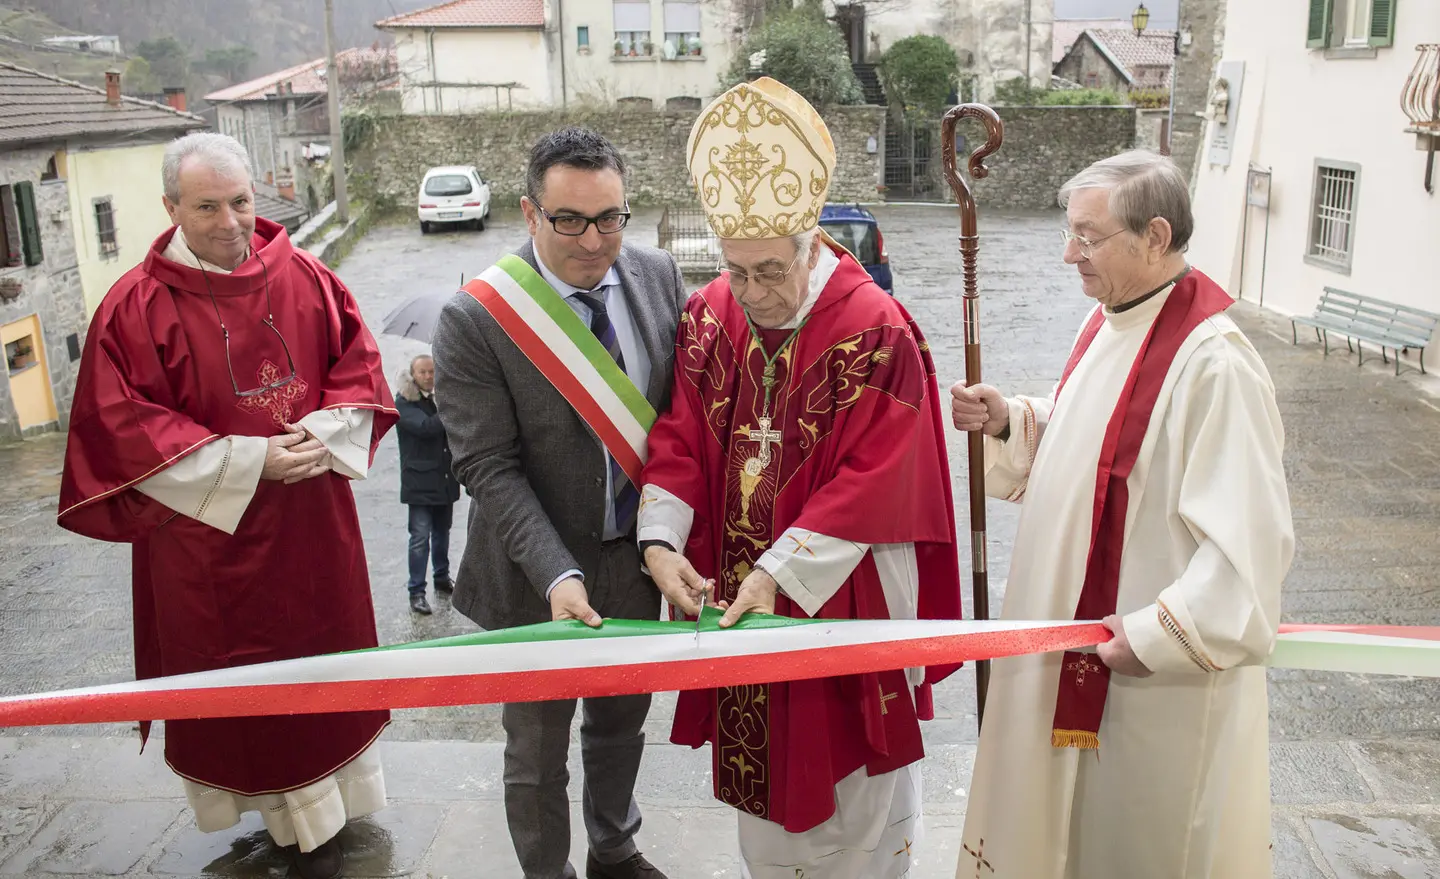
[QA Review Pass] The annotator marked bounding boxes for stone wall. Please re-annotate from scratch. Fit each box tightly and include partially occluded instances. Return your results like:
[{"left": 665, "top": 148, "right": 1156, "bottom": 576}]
[
  {"left": 1172, "top": 0, "right": 1227, "bottom": 183},
  {"left": 942, "top": 106, "right": 1137, "bottom": 210},
  {"left": 348, "top": 105, "right": 888, "bottom": 208},
  {"left": 0, "top": 146, "right": 88, "bottom": 439}
]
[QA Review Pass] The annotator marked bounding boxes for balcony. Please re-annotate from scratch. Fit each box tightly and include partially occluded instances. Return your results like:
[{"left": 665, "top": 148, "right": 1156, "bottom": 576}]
[{"left": 1401, "top": 43, "right": 1439, "bottom": 192}]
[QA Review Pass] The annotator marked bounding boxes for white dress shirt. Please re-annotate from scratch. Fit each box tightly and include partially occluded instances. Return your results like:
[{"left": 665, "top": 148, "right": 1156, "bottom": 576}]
[{"left": 533, "top": 252, "right": 649, "bottom": 599}]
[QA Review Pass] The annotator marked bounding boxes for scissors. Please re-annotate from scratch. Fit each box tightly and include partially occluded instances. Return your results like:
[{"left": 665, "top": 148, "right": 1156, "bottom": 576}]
[{"left": 694, "top": 580, "right": 714, "bottom": 642}]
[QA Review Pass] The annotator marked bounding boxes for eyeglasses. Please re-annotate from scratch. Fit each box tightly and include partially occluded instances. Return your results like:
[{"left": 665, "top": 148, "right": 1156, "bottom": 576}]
[
  {"left": 536, "top": 203, "right": 630, "bottom": 236},
  {"left": 1060, "top": 228, "right": 1125, "bottom": 260},
  {"left": 199, "top": 252, "right": 298, "bottom": 398},
  {"left": 718, "top": 250, "right": 804, "bottom": 292}
]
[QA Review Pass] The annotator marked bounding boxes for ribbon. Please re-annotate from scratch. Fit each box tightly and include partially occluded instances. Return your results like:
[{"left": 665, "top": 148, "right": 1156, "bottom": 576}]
[{"left": 0, "top": 614, "right": 1436, "bottom": 728}]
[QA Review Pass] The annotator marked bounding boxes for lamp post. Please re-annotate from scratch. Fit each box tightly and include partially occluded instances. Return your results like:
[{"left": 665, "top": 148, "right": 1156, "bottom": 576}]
[
  {"left": 1131, "top": 2, "right": 1150, "bottom": 36},
  {"left": 1131, "top": 2, "right": 1175, "bottom": 156}
]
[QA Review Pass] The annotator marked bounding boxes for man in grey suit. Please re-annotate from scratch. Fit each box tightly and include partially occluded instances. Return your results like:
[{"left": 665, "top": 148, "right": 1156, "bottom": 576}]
[{"left": 431, "top": 128, "right": 685, "bottom": 879}]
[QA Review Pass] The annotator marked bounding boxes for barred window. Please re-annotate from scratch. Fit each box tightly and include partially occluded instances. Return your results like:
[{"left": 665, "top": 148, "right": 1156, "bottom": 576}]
[
  {"left": 1306, "top": 161, "right": 1359, "bottom": 272},
  {"left": 94, "top": 197, "right": 118, "bottom": 259}
]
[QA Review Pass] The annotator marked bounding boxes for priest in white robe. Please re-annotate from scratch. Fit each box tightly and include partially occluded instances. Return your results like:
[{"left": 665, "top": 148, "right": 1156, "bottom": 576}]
[{"left": 949, "top": 150, "right": 1294, "bottom": 879}]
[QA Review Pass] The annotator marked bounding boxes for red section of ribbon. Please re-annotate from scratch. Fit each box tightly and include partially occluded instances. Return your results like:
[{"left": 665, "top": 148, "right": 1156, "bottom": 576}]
[
  {"left": 1278, "top": 623, "right": 1440, "bottom": 642},
  {"left": 0, "top": 624, "right": 1108, "bottom": 728}
]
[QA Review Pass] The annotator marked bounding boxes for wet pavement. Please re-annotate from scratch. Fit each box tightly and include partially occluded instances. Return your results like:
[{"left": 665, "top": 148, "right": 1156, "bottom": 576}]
[{"left": 0, "top": 205, "right": 1438, "bottom": 877}]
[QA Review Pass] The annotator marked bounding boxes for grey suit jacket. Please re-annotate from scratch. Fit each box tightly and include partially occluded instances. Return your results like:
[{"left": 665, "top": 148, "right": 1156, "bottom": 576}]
[{"left": 432, "top": 240, "right": 688, "bottom": 630}]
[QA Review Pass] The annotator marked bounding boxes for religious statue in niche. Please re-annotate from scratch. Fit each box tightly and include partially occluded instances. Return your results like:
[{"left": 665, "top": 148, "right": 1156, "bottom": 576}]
[{"left": 1208, "top": 78, "right": 1231, "bottom": 123}]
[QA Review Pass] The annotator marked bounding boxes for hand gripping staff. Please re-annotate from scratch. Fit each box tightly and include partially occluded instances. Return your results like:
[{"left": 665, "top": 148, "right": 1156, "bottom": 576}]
[{"left": 940, "top": 103, "right": 1004, "bottom": 729}]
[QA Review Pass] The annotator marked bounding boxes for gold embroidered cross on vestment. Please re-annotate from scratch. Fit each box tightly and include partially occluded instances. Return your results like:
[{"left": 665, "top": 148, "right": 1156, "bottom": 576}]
[
  {"left": 879, "top": 688, "right": 899, "bottom": 715},
  {"left": 1066, "top": 655, "right": 1105, "bottom": 688},
  {"left": 963, "top": 838, "right": 994, "bottom": 877}
]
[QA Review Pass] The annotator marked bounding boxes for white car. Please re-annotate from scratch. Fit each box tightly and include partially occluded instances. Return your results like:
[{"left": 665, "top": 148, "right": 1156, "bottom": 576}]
[{"left": 417, "top": 165, "right": 491, "bottom": 233}]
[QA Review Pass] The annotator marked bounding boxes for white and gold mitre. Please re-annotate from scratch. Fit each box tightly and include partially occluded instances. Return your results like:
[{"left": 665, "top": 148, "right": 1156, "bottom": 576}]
[{"left": 686, "top": 77, "right": 836, "bottom": 240}]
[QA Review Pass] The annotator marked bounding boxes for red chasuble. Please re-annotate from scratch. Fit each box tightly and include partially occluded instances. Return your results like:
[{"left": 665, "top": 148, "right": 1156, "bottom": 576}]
[
  {"left": 643, "top": 243, "right": 962, "bottom": 832},
  {"left": 57, "top": 218, "right": 397, "bottom": 795}
]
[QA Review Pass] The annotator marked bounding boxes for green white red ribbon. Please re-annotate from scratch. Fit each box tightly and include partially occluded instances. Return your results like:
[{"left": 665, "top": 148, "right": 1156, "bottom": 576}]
[{"left": 0, "top": 614, "right": 1435, "bottom": 728}]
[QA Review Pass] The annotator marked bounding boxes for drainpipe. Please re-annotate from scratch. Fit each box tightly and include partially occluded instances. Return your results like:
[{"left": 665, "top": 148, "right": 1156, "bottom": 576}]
[
  {"left": 428, "top": 28, "right": 441, "bottom": 113},
  {"left": 556, "top": 0, "right": 568, "bottom": 107}
]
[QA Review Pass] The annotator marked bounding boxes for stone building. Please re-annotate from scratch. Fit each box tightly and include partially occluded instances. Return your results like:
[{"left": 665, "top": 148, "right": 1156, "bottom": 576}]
[
  {"left": 1170, "top": 0, "right": 1226, "bottom": 182},
  {"left": 0, "top": 63, "right": 203, "bottom": 437},
  {"left": 1053, "top": 27, "right": 1175, "bottom": 93},
  {"left": 845, "top": 0, "right": 1055, "bottom": 99},
  {"left": 206, "top": 47, "right": 396, "bottom": 212}
]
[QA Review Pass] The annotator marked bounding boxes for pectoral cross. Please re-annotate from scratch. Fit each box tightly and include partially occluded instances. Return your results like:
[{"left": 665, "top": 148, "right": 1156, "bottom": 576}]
[{"left": 747, "top": 416, "right": 782, "bottom": 468}]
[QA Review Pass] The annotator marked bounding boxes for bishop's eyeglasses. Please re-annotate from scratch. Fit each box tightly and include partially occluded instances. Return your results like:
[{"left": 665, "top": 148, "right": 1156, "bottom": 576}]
[
  {"left": 1059, "top": 228, "right": 1125, "bottom": 260},
  {"left": 717, "top": 250, "right": 804, "bottom": 293},
  {"left": 199, "top": 251, "right": 298, "bottom": 398}
]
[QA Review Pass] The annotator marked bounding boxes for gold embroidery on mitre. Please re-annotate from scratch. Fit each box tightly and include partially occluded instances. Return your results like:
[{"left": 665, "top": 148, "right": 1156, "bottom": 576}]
[{"left": 686, "top": 77, "right": 837, "bottom": 240}]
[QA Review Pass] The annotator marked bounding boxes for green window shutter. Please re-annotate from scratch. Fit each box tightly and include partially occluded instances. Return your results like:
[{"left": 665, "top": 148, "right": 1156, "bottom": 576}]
[
  {"left": 15, "top": 181, "right": 42, "bottom": 267},
  {"left": 1307, "top": 0, "right": 1334, "bottom": 48},
  {"left": 1369, "top": 0, "right": 1396, "bottom": 47}
]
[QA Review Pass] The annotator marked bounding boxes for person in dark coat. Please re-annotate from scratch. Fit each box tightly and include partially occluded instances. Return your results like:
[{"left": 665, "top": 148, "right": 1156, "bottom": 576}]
[{"left": 395, "top": 354, "right": 460, "bottom": 614}]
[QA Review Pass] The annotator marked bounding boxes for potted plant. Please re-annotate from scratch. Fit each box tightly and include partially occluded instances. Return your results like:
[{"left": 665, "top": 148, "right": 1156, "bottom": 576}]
[
  {"left": 614, "top": 39, "right": 623, "bottom": 56},
  {"left": 642, "top": 37, "right": 654, "bottom": 56},
  {"left": 677, "top": 35, "right": 689, "bottom": 56},
  {"left": 690, "top": 37, "right": 702, "bottom": 56}
]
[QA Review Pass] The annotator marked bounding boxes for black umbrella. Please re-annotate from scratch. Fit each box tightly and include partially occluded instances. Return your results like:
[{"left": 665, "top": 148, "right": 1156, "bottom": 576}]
[{"left": 380, "top": 275, "right": 464, "bottom": 343}]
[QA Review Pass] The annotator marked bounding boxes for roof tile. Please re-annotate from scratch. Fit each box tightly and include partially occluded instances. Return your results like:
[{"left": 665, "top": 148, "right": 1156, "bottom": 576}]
[
  {"left": 375, "top": 0, "right": 545, "bottom": 29},
  {"left": 0, "top": 62, "right": 205, "bottom": 148}
]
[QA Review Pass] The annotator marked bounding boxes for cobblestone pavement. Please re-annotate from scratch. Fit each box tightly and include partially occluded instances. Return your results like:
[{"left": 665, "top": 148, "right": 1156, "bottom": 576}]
[{"left": 0, "top": 205, "right": 1438, "bottom": 877}]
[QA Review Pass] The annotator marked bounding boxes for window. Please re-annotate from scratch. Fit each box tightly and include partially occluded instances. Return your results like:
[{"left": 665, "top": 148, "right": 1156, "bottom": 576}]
[
  {"left": 424, "top": 174, "right": 472, "bottom": 197},
  {"left": 1307, "top": 160, "right": 1360, "bottom": 272},
  {"left": 663, "top": 1, "right": 702, "bottom": 56},
  {"left": 613, "top": 1, "right": 651, "bottom": 55},
  {"left": 577, "top": 25, "right": 590, "bottom": 50},
  {"left": 820, "top": 222, "right": 881, "bottom": 266},
  {"left": 41, "top": 153, "right": 60, "bottom": 181},
  {"left": 1306, "top": 0, "right": 1395, "bottom": 49},
  {"left": 0, "top": 182, "right": 42, "bottom": 269},
  {"left": 94, "top": 198, "right": 118, "bottom": 259},
  {"left": 5, "top": 334, "right": 37, "bottom": 376}
]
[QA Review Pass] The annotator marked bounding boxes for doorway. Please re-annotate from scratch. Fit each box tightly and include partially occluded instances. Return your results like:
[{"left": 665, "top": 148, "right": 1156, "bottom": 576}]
[
  {"left": 3, "top": 315, "right": 57, "bottom": 429},
  {"left": 834, "top": 3, "right": 867, "bottom": 63}
]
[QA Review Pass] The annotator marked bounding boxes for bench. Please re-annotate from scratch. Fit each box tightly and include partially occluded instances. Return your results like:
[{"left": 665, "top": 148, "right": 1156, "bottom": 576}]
[{"left": 1290, "top": 287, "right": 1438, "bottom": 376}]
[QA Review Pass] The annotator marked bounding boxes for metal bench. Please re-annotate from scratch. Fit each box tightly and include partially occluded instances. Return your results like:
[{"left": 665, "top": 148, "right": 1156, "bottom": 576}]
[{"left": 1290, "top": 287, "right": 1438, "bottom": 375}]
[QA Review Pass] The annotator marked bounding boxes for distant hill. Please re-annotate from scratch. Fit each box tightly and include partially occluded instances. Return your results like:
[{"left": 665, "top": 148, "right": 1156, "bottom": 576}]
[{"left": 6, "top": 0, "right": 435, "bottom": 88}]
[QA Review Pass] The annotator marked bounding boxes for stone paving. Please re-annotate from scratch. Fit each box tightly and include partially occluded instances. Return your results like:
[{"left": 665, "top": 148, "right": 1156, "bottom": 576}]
[{"left": 0, "top": 205, "right": 1438, "bottom": 877}]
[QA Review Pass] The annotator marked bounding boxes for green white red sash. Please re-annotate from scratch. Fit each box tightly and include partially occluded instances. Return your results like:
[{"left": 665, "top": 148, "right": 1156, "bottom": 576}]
[{"left": 462, "top": 254, "right": 656, "bottom": 485}]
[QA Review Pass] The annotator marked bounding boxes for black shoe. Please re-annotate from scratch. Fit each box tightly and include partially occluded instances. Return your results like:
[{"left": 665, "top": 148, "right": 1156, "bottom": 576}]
[
  {"left": 286, "top": 837, "right": 343, "bottom": 879},
  {"left": 409, "top": 593, "right": 432, "bottom": 615},
  {"left": 586, "top": 851, "right": 666, "bottom": 879},
  {"left": 434, "top": 576, "right": 454, "bottom": 595}
]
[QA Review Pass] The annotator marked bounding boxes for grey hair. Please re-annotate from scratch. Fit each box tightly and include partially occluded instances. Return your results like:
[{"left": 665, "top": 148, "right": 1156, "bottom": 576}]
[
  {"left": 162, "top": 132, "right": 252, "bottom": 202},
  {"left": 789, "top": 228, "right": 820, "bottom": 258},
  {"left": 395, "top": 354, "right": 432, "bottom": 402},
  {"left": 1058, "top": 150, "right": 1193, "bottom": 253}
]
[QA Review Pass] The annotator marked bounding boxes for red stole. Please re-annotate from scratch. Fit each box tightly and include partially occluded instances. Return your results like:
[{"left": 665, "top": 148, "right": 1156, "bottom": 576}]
[{"left": 1049, "top": 269, "right": 1233, "bottom": 749}]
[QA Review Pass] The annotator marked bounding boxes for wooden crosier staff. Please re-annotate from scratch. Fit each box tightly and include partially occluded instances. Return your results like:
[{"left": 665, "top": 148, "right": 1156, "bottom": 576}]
[{"left": 940, "top": 104, "right": 1004, "bottom": 728}]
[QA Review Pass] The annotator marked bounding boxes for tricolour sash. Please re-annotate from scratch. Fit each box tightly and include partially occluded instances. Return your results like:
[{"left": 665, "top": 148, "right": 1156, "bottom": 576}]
[{"left": 462, "top": 255, "right": 656, "bottom": 485}]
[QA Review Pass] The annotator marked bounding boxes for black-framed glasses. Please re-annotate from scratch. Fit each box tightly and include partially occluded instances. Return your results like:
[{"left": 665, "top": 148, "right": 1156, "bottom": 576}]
[
  {"left": 718, "top": 250, "right": 804, "bottom": 292},
  {"left": 199, "top": 251, "right": 298, "bottom": 398},
  {"left": 536, "top": 203, "right": 630, "bottom": 236}
]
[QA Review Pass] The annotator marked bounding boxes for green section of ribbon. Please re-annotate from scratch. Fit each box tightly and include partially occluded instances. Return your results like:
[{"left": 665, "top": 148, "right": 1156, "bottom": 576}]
[
  {"left": 359, "top": 607, "right": 827, "bottom": 654},
  {"left": 1268, "top": 635, "right": 1440, "bottom": 677}
]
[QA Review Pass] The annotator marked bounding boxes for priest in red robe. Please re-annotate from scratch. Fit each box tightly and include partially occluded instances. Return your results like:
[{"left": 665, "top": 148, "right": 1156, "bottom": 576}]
[
  {"left": 57, "top": 132, "right": 396, "bottom": 879},
  {"left": 637, "top": 78, "right": 963, "bottom": 879}
]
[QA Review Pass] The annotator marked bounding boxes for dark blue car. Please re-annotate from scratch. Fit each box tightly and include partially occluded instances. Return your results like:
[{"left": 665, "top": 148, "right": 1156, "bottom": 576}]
[{"left": 819, "top": 204, "right": 892, "bottom": 294}]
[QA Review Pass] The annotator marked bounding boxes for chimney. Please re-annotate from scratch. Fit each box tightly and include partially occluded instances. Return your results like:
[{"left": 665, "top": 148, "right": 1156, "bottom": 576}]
[
  {"left": 104, "top": 69, "right": 121, "bottom": 105},
  {"left": 163, "top": 87, "right": 187, "bottom": 113},
  {"left": 277, "top": 176, "right": 296, "bottom": 201}
]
